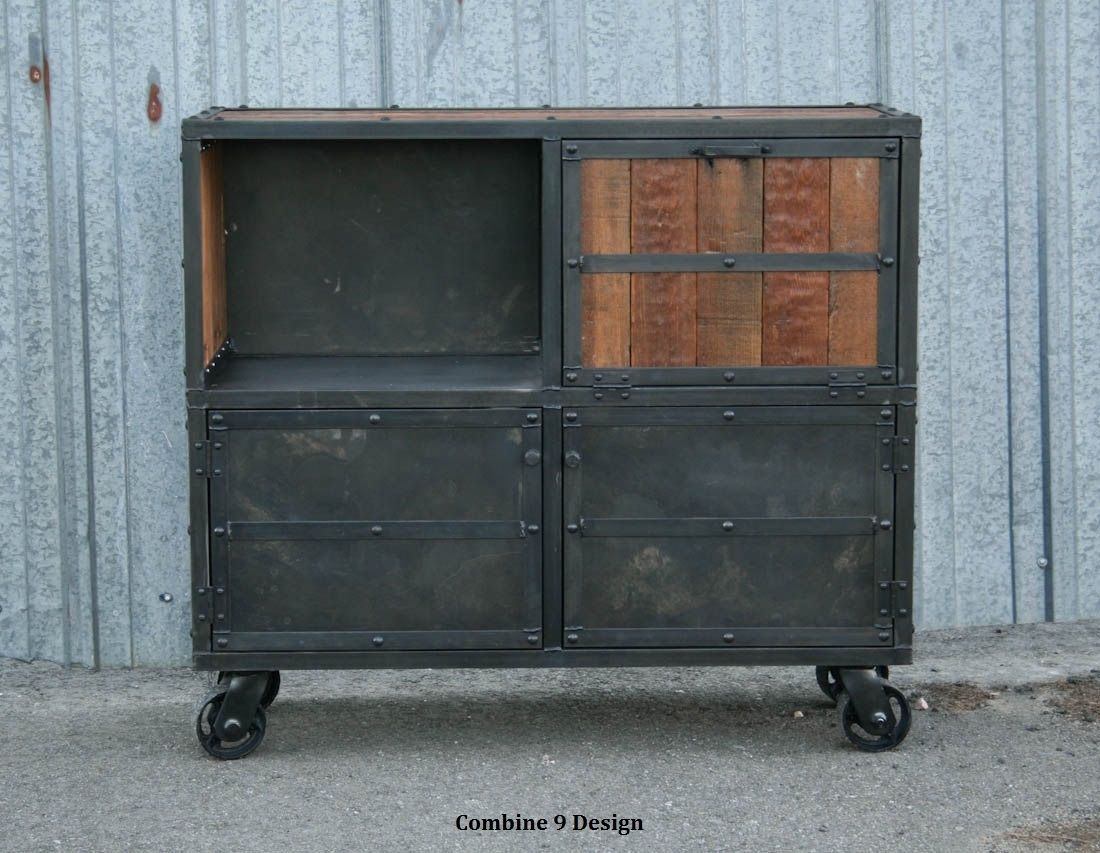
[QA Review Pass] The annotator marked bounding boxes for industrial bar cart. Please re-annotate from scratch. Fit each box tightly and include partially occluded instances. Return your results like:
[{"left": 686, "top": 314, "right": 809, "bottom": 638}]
[{"left": 182, "top": 105, "right": 920, "bottom": 758}]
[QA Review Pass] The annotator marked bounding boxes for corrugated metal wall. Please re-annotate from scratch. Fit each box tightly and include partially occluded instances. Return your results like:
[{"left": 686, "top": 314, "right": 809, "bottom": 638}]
[{"left": 0, "top": 0, "right": 1097, "bottom": 667}]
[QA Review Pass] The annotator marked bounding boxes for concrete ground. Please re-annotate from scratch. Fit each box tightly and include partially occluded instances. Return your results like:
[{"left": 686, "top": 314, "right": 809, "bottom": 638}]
[{"left": 1, "top": 622, "right": 1098, "bottom": 853}]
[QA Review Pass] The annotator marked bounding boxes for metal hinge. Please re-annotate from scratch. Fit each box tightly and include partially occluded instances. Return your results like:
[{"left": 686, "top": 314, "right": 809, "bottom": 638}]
[
  {"left": 191, "top": 439, "right": 225, "bottom": 479},
  {"left": 191, "top": 440, "right": 213, "bottom": 479},
  {"left": 892, "top": 435, "right": 914, "bottom": 474},
  {"left": 591, "top": 370, "right": 632, "bottom": 401},
  {"left": 828, "top": 372, "right": 868, "bottom": 400},
  {"left": 876, "top": 580, "right": 911, "bottom": 620}
]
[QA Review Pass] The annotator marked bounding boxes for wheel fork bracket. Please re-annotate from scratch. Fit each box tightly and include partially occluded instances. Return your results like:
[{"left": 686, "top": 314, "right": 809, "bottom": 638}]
[
  {"left": 213, "top": 672, "right": 270, "bottom": 740},
  {"left": 838, "top": 668, "right": 896, "bottom": 735}
]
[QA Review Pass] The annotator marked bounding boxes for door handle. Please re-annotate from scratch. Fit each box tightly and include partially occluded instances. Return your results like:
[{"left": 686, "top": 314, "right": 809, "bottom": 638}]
[{"left": 691, "top": 144, "right": 769, "bottom": 162}]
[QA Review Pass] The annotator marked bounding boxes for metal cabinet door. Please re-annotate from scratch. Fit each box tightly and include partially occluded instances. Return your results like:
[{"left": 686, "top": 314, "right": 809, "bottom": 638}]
[
  {"left": 205, "top": 409, "right": 542, "bottom": 652},
  {"left": 562, "top": 406, "right": 897, "bottom": 648}
]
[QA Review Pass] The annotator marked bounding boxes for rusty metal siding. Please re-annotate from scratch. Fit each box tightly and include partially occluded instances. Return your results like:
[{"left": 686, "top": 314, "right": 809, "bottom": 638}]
[{"left": 0, "top": 0, "right": 1097, "bottom": 666}]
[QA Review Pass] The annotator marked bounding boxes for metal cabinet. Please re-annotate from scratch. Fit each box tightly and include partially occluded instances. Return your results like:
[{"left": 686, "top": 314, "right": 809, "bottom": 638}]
[{"left": 183, "top": 105, "right": 920, "bottom": 757}]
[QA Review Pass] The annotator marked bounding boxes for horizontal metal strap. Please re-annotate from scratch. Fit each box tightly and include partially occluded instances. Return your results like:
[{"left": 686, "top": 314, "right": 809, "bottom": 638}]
[
  {"left": 570, "top": 626, "right": 886, "bottom": 648},
  {"left": 229, "top": 520, "right": 528, "bottom": 541},
  {"left": 222, "top": 629, "right": 534, "bottom": 652},
  {"left": 214, "top": 408, "right": 537, "bottom": 430},
  {"left": 581, "top": 252, "right": 880, "bottom": 273},
  {"left": 576, "top": 405, "right": 886, "bottom": 426},
  {"left": 579, "top": 517, "right": 874, "bottom": 537}
]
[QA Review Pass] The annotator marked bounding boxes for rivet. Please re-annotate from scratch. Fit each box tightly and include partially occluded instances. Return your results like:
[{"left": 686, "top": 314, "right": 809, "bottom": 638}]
[
  {"left": 620, "top": 391, "right": 630, "bottom": 399},
  {"left": 901, "top": 438, "right": 910, "bottom": 446},
  {"left": 899, "top": 608, "right": 909, "bottom": 616},
  {"left": 760, "top": 145, "right": 773, "bottom": 154},
  {"left": 565, "top": 144, "right": 578, "bottom": 154},
  {"left": 213, "top": 442, "right": 223, "bottom": 450},
  {"left": 722, "top": 632, "right": 734, "bottom": 644},
  {"left": 216, "top": 613, "right": 225, "bottom": 621},
  {"left": 829, "top": 391, "right": 839, "bottom": 398},
  {"left": 216, "top": 638, "right": 228, "bottom": 648},
  {"left": 1037, "top": 557, "right": 1050, "bottom": 569},
  {"left": 215, "top": 587, "right": 225, "bottom": 595},
  {"left": 880, "top": 582, "right": 889, "bottom": 590},
  {"left": 722, "top": 411, "right": 735, "bottom": 421},
  {"left": 898, "top": 582, "right": 908, "bottom": 590},
  {"left": 885, "top": 142, "right": 897, "bottom": 152},
  {"left": 370, "top": 525, "right": 383, "bottom": 536},
  {"left": 210, "top": 413, "right": 223, "bottom": 424},
  {"left": 621, "top": 374, "right": 629, "bottom": 382},
  {"left": 193, "top": 442, "right": 203, "bottom": 450},
  {"left": 196, "top": 588, "right": 207, "bottom": 596},
  {"left": 880, "top": 608, "right": 889, "bottom": 616},
  {"left": 565, "top": 411, "right": 578, "bottom": 421},
  {"left": 880, "top": 409, "right": 893, "bottom": 419},
  {"left": 722, "top": 521, "right": 734, "bottom": 531},
  {"left": 194, "top": 468, "right": 205, "bottom": 476},
  {"left": 901, "top": 464, "right": 910, "bottom": 472},
  {"left": 372, "top": 636, "right": 384, "bottom": 647},
  {"left": 881, "top": 256, "right": 895, "bottom": 267},
  {"left": 594, "top": 392, "right": 604, "bottom": 400},
  {"left": 197, "top": 614, "right": 207, "bottom": 622},
  {"left": 856, "top": 390, "right": 866, "bottom": 398},
  {"left": 879, "top": 519, "right": 893, "bottom": 530},
  {"left": 212, "top": 468, "right": 222, "bottom": 476},
  {"left": 881, "top": 370, "right": 893, "bottom": 380},
  {"left": 213, "top": 526, "right": 225, "bottom": 537},
  {"left": 565, "top": 372, "right": 578, "bottom": 382},
  {"left": 567, "top": 523, "right": 579, "bottom": 533},
  {"left": 856, "top": 372, "right": 865, "bottom": 380},
  {"left": 882, "top": 438, "right": 891, "bottom": 445},
  {"left": 369, "top": 413, "right": 381, "bottom": 424},
  {"left": 566, "top": 633, "right": 579, "bottom": 644},
  {"left": 882, "top": 464, "right": 891, "bottom": 471},
  {"left": 525, "top": 412, "right": 539, "bottom": 423},
  {"left": 159, "top": 592, "right": 173, "bottom": 603},
  {"left": 878, "top": 632, "right": 890, "bottom": 641},
  {"left": 526, "top": 634, "right": 539, "bottom": 645},
  {"left": 567, "top": 258, "right": 579, "bottom": 268},
  {"left": 594, "top": 373, "right": 603, "bottom": 381},
  {"left": 830, "top": 372, "right": 839, "bottom": 380},
  {"left": 723, "top": 371, "right": 735, "bottom": 382},
  {"left": 526, "top": 524, "right": 540, "bottom": 535},
  {"left": 722, "top": 257, "right": 736, "bottom": 268}
]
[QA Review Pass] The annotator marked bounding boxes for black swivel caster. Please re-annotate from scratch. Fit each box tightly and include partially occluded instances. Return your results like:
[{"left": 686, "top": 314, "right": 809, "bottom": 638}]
[
  {"left": 196, "top": 671, "right": 275, "bottom": 760},
  {"left": 838, "top": 683, "right": 911, "bottom": 752},
  {"left": 815, "top": 665, "right": 889, "bottom": 704},
  {"left": 821, "top": 667, "right": 911, "bottom": 752},
  {"left": 218, "top": 670, "right": 280, "bottom": 709},
  {"left": 196, "top": 690, "right": 267, "bottom": 760}
]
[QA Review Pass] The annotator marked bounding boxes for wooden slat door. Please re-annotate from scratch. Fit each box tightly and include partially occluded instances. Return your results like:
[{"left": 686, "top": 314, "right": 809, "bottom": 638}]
[{"left": 567, "top": 140, "right": 895, "bottom": 379}]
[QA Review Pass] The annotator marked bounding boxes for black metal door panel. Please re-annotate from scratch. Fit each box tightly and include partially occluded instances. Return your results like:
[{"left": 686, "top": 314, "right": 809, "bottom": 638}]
[
  {"left": 562, "top": 406, "right": 895, "bottom": 648},
  {"left": 209, "top": 409, "right": 542, "bottom": 652}
]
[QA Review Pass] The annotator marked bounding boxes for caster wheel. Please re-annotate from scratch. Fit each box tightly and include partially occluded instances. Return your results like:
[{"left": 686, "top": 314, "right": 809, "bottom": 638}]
[
  {"left": 218, "top": 671, "right": 281, "bottom": 709},
  {"left": 815, "top": 666, "right": 889, "bottom": 703},
  {"left": 838, "top": 684, "right": 911, "bottom": 752},
  {"left": 196, "top": 690, "right": 267, "bottom": 760}
]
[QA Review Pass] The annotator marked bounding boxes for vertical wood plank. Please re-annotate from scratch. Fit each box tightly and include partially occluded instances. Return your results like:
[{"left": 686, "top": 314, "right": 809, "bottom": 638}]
[
  {"left": 201, "top": 146, "right": 227, "bottom": 365},
  {"left": 762, "top": 158, "right": 829, "bottom": 365},
  {"left": 630, "top": 159, "right": 697, "bottom": 365},
  {"left": 581, "top": 159, "right": 631, "bottom": 365},
  {"left": 829, "top": 157, "right": 879, "bottom": 364},
  {"left": 697, "top": 158, "right": 763, "bottom": 365}
]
